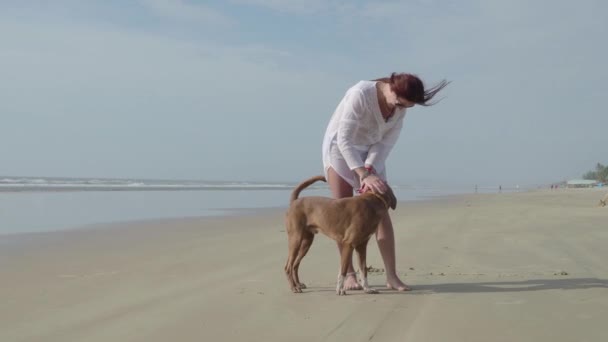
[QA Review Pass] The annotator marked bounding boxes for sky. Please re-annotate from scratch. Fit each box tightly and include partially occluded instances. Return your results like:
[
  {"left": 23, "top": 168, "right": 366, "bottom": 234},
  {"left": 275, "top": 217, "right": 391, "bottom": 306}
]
[{"left": 0, "top": 0, "right": 606, "bottom": 187}]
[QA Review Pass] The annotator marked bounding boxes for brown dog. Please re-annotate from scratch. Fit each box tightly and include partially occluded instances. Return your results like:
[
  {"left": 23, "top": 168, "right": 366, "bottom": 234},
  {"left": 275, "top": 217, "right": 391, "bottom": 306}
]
[{"left": 284, "top": 175, "right": 397, "bottom": 295}]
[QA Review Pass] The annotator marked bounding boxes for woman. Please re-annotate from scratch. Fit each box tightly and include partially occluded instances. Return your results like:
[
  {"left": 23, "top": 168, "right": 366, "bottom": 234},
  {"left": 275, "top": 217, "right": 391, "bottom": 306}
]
[{"left": 321, "top": 72, "right": 448, "bottom": 291}]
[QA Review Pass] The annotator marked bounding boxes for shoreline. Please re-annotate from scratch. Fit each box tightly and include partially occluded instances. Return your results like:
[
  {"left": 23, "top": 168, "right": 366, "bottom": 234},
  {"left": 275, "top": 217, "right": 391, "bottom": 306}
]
[
  {"left": 1, "top": 187, "right": 601, "bottom": 241},
  {"left": 0, "top": 187, "right": 591, "bottom": 239},
  {"left": 0, "top": 186, "right": 493, "bottom": 236}
]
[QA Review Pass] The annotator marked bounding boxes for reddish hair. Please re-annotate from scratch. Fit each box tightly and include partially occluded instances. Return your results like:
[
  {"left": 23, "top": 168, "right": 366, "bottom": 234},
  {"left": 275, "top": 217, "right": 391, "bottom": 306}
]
[{"left": 374, "top": 73, "right": 449, "bottom": 106}]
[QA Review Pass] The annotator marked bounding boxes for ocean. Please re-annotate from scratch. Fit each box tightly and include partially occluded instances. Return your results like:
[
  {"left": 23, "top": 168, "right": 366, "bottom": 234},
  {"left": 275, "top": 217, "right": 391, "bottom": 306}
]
[{"left": 0, "top": 176, "right": 513, "bottom": 235}]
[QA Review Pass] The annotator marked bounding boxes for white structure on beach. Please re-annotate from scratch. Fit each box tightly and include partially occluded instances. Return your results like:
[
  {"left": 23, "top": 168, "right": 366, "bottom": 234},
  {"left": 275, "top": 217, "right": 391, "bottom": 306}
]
[{"left": 566, "top": 179, "right": 598, "bottom": 188}]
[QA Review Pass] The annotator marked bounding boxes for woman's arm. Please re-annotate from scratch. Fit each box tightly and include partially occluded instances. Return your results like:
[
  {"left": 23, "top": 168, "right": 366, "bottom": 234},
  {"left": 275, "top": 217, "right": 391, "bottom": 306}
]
[
  {"left": 364, "top": 115, "right": 404, "bottom": 171},
  {"left": 336, "top": 90, "right": 366, "bottom": 170}
]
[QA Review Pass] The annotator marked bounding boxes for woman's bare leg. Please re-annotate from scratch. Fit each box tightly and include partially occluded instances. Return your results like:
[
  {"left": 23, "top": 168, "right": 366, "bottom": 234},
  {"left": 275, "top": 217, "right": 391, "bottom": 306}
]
[
  {"left": 376, "top": 212, "right": 410, "bottom": 291},
  {"left": 327, "top": 167, "right": 362, "bottom": 290}
]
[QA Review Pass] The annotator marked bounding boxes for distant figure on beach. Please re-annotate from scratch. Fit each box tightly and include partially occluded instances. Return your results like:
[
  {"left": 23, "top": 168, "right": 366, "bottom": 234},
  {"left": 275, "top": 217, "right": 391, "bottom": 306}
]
[
  {"left": 599, "top": 192, "right": 608, "bottom": 207},
  {"left": 322, "top": 72, "right": 449, "bottom": 291},
  {"left": 499, "top": 185, "right": 502, "bottom": 193},
  {"left": 475, "top": 184, "right": 478, "bottom": 193}
]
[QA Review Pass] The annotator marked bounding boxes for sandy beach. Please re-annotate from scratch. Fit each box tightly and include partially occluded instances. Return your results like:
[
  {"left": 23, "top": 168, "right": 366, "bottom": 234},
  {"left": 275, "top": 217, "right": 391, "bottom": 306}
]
[{"left": 1, "top": 189, "right": 607, "bottom": 342}]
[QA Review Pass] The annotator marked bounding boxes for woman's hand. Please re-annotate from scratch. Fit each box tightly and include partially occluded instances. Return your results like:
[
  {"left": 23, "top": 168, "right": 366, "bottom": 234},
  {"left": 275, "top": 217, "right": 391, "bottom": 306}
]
[{"left": 361, "top": 174, "right": 387, "bottom": 194}]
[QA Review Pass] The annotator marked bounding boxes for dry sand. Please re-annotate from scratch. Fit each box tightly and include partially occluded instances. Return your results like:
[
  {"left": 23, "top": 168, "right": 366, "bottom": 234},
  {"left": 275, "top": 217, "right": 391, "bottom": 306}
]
[{"left": 1, "top": 189, "right": 607, "bottom": 342}]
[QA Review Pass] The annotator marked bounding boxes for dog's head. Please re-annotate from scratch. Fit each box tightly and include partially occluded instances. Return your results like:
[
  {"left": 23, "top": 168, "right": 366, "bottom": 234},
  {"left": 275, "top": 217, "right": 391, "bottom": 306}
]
[{"left": 373, "top": 185, "right": 397, "bottom": 210}]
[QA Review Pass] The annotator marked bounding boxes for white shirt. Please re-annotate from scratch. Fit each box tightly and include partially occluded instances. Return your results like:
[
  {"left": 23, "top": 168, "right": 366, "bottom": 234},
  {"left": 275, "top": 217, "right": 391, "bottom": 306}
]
[{"left": 322, "top": 81, "right": 406, "bottom": 174}]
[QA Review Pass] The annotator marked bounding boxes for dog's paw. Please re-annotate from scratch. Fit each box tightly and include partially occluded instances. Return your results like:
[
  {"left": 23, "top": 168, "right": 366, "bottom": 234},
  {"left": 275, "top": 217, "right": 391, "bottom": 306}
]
[
  {"left": 298, "top": 283, "right": 307, "bottom": 289},
  {"left": 364, "top": 288, "right": 379, "bottom": 294},
  {"left": 292, "top": 286, "right": 303, "bottom": 293},
  {"left": 337, "top": 288, "right": 347, "bottom": 296}
]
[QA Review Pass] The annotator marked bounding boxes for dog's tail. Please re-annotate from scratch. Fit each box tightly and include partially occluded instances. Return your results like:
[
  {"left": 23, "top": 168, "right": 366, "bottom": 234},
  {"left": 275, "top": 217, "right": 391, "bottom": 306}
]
[{"left": 290, "top": 175, "right": 326, "bottom": 203}]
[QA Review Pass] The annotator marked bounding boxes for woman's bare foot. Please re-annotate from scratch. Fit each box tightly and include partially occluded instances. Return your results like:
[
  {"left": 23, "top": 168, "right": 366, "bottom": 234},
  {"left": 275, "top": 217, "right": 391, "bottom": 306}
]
[
  {"left": 386, "top": 274, "right": 411, "bottom": 291},
  {"left": 344, "top": 272, "right": 363, "bottom": 290}
]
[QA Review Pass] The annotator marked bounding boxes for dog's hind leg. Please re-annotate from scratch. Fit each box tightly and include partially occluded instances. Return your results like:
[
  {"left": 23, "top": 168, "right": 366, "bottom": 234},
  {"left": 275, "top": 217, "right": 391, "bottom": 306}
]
[
  {"left": 337, "top": 244, "right": 354, "bottom": 295},
  {"left": 285, "top": 228, "right": 303, "bottom": 293},
  {"left": 355, "top": 242, "right": 378, "bottom": 294},
  {"left": 292, "top": 231, "right": 314, "bottom": 290}
]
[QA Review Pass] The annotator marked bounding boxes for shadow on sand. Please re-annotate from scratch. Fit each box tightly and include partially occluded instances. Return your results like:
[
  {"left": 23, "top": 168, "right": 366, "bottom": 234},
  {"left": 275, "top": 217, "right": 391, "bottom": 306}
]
[
  {"left": 304, "top": 278, "right": 608, "bottom": 294},
  {"left": 409, "top": 277, "right": 608, "bottom": 294}
]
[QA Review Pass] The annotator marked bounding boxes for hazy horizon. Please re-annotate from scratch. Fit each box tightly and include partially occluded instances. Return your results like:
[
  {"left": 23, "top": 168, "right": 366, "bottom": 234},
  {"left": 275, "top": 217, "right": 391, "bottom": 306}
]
[
  {"left": 0, "top": 172, "right": 591, "bottom": 188},
  {"left": 1, "top": 1, "right": 606, "bottom": 188}
]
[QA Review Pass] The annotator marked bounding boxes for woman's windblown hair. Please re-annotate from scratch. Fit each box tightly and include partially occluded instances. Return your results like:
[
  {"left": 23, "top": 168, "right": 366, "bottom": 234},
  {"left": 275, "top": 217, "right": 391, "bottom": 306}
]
[{"left": 375, "top": 72, "right": 450, "bottom": 106}]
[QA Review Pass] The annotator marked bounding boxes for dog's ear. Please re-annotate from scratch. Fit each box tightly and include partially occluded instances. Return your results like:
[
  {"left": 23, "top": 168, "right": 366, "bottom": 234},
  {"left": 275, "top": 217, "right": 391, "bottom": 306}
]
[{"left": 385, "top": 186, "right": 397, "bottom": 210}]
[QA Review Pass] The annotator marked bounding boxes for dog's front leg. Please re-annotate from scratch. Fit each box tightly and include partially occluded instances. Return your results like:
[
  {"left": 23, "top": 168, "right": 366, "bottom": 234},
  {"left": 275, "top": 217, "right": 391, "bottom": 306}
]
[
  {"left": 337, "top": 245, "right": 354, "bottom": 295},
  {"left": 356, "top": 243, "right": 378, "bottom": 294},
  {"left": 336, "top": 274, "right": 345, "bottom": 295}
]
